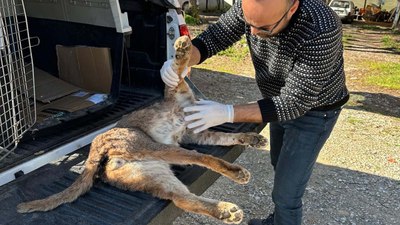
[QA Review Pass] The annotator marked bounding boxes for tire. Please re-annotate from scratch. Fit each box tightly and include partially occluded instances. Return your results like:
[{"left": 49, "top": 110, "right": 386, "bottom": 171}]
[{"left": 348, "top": 17, "right": 353, "bottom": 24}]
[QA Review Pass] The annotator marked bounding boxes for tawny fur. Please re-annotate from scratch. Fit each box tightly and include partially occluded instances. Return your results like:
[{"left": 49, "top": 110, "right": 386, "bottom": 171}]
[{"left": 17, "top": 36, "right": 267, "bottom": 224}]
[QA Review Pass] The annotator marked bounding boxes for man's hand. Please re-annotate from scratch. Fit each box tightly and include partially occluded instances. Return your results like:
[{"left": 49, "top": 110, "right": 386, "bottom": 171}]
[
  {"left": 160, "top": 59, "right": 188, "bottom": 88},
  {"left": 183, "top": 100, "right": 234, "bottom": 133}
]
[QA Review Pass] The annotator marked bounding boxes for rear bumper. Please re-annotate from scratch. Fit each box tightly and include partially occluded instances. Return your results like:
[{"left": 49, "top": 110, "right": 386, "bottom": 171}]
[{"left": 338, "top": 15, "right": 354, "bottom": 20}]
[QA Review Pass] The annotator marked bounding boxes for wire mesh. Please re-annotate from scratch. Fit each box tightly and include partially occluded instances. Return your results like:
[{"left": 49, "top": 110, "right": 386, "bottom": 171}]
[{"left": 0, "top": 0, "right": 35, "bottom": 161}]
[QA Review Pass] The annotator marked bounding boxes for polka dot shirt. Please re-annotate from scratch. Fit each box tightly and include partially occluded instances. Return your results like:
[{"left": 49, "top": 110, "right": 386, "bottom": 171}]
[{"left": 192, "top": 0, "right": 349, "bottom": 122}]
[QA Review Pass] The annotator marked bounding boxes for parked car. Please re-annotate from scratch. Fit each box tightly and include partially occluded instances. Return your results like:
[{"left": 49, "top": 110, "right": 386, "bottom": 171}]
[
  {"left": 178, "top": 0, "right": 232, "bottom": 13},
  {"left": 329, "top": 0, "right": 356, "bottom": 23},
  {"left": 0, "top": 0, "right": 264, "bottom": 224}
]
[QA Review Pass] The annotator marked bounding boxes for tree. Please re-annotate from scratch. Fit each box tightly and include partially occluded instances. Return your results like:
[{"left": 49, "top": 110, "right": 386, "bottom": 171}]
[{"left": 392, "top": 0, "right": 400, "bottom": 31}]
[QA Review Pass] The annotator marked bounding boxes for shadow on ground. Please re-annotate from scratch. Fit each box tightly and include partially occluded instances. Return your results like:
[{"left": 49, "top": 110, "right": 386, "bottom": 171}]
[
  {"left": 344, "top": 45, "right": 400, "bottom": 54},
  {"left": 302, "top": 158, "right": 400, "bottom": 225},
  {"left": 346, "top": 92, "right": 400, "bottom": 118},
  {"left": 190, "top": 68, "right": 262, "bottom": 104}
]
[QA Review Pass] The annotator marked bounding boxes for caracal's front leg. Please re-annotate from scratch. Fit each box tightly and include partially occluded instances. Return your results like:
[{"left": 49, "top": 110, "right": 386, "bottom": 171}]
[{"left": 181, "top": 130, "right": 268, "bottom": 148}]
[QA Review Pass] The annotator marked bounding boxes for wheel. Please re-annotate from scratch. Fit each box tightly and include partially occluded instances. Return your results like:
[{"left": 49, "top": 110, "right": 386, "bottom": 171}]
[{"left": 348, "top": 17, "right": 353, "bottom": 24}]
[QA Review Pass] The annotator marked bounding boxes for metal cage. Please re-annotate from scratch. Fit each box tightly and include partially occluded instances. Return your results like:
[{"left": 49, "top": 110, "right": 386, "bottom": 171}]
[{"left": 0, "top": 0, "right": 35, "bottom": 161}]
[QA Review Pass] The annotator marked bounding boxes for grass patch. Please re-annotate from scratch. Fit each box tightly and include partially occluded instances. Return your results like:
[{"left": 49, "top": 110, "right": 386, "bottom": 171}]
[
  {"left": 359, "top": 24, "right": 400, "bottom": 35},
  {"left": 347, "top": 116, "right": 364, "bottom": 125},
  {"left": 381, "top": 126, "right": 400, "bottom": 136},
  {"left": 364, "top": 61, "right": 400, "bottom": 90},
  {"left": 342, "top": 34, "right": 353, "bottom": 46},
  {"left": 194, "top": 36, "right": 254, "bottom": 75},
  {"left": 185, "top": 14, "right": 201, "bottom": 25},
  {"left": 360, "top": 24, "right": 388, "bottom": 31},
  {"left": 216, "top": 36, "right": 249, "bottom": 61},
  {"left": 346, "top": 93, "right": 366, "bottom": 107},
  {"left": 382, "top": 35, "right": 400, "bottom": 52}
]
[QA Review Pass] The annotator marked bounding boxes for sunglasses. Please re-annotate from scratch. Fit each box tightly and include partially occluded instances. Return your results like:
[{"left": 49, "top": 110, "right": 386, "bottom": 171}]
[{"left": 244, "top": 1, "right": 295, "bottom": 36}]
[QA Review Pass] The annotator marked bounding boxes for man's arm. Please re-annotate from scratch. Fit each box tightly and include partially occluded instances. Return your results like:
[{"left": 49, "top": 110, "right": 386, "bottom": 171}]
[
  {"left": 233, "top": 103, "right": 263, "bottom": 123},
  {"left": 188, "top": 45, "right": 201, "bottom": 67},
  {"left": 184, "top": 101, "right": 264, "bottom": 133},
  {"left": 184, "top": 27, "right": 344, "bottom": 132}
]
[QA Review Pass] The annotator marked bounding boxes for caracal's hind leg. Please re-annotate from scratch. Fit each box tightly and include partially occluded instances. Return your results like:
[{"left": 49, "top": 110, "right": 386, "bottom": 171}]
[
  {"left": 181, "top": 130, "right": 268, "bottom": 148},
  {"left": 99, "top": 128, "right": 250, "bottom": 184},
  {"left": 119, "top": 147, "right": 250, "bottom": 185},
  {"left": 102, "top": 158, "right": 243, "bottom": 224},
  {"left": 170, "top": 180, "right": 244, "bottom": 224}
]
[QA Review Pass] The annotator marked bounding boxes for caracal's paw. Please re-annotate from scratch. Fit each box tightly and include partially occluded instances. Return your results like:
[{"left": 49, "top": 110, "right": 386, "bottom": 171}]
[
  {"left": 223, "top": 163, "right": 250, "bottom": 184},
  {"left": 174, "top": 36, "right": 191, "bottom": 59},
  {"left": 231, "top": 165, "right": 251, "bottom": 184},
  {"left": 217, "top": 202, "right": 243, "bottom": 224},
  {"left": 238, "top": 133, "right": 268, "bottom": 148}
]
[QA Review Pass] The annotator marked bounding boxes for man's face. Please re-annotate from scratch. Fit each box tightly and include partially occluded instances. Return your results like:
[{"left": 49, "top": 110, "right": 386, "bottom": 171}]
[{"left": 242, "top": 0, "right": 298, "bottom": 38}]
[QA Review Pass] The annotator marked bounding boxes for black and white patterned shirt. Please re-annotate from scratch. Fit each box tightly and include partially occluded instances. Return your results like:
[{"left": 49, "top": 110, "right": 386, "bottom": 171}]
[{"left": 192, "top": 0, "right": 349, "bottom": 122}]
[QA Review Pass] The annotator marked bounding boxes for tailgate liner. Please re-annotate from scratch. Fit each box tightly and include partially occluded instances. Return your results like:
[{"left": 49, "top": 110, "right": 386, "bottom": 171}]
[
  {"left": 0, "top": 122, "right": 261, "bottom": 225},
  {"left": 0, "top": 88, "right": 161, "bottom": 173}
]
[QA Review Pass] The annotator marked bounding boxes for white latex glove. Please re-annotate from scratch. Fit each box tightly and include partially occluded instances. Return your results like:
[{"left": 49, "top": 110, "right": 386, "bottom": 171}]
[
  {"left": 160, "top": 59, "right": 188, "bottom": 88},
  {"left": 183, "top": 100, "right": 234, "bottom": 133}
]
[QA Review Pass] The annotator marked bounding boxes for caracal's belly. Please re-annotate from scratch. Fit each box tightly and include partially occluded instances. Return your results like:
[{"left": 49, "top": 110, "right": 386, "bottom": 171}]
[{"left": 148, "top": 111, "right": 186, "bottom": 146}]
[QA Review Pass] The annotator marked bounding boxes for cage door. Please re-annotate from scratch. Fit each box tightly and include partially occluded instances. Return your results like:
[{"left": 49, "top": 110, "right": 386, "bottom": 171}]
[{"left": 0, "top": 0, "right": 35, "bottom": 161}]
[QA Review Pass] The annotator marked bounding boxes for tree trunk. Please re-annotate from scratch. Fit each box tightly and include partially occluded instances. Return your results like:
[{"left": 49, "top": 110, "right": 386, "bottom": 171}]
[
  {"left": 392, "top": 0, "right": 400, "bottom": 31},
  {"left": 189, "top": 0, "right": 200, "bottom": 20}
]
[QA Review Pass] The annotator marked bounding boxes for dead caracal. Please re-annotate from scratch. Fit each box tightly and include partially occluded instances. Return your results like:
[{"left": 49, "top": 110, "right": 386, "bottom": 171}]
[{"left": 17, "top": 36, "right": 267, "bottom": 224}]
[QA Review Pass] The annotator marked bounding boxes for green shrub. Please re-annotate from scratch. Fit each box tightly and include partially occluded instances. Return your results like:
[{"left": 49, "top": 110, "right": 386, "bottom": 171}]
[
  {"left": 382, "top": 35, "right": 400, "bottom": 52},
  {"left": 216, "top": 36, "right": 249, "bottom": 61},
  {"left": 185, "top": 14, "right": 200, "bottom": 25}
]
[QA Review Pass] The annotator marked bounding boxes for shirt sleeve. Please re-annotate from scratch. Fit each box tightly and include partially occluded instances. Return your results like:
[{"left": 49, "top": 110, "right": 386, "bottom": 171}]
[
  {"left": 191, "top": 0, "right": 246, "bottom": 64},
  {"left": 259, "top": 27, "right": 343, "bottom": 122}
]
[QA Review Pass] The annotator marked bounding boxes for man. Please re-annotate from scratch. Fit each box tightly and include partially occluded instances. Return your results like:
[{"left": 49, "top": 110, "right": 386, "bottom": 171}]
[{"left": 160, "top": 0, "right": 349, "bottom": 224}]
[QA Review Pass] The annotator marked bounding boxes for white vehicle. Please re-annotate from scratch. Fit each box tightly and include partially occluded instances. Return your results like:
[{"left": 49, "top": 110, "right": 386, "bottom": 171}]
[
  {"left": 329, "top": 0, "right": 356, "bottom": 23},
  {"left": 0, "top": 0, "right": 263, "bottom": 224}
]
